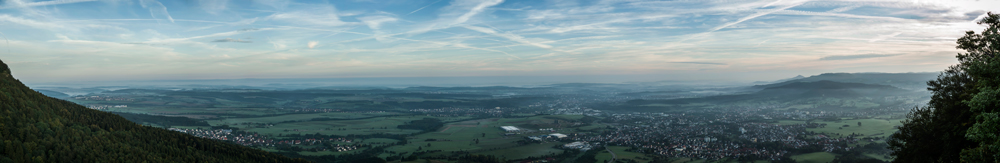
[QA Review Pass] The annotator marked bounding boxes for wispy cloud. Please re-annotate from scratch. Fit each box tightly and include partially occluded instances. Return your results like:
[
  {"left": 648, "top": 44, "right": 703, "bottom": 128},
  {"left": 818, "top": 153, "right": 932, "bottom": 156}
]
[
  {"left": 251, "top": 0, "right": 289, "bottom": 10},
  {"left": 0, "top": 0, "right": 97, "bottom": 9},
  {"left": 0, "top": 14, "right": 66, "bottom": 30},
  {"left": 708, "top": 1, "right": 806, "bottom": 33},
  {"left": 357, "top": 15, "right": 399, "bottom": 42},
  {"left": 670, "top": 62, "right": 727, "bottom": 65},
  {"left": 410, "top": 0, "right": 504, "bottom": 35},
  {"left": 462, "top": 25, "right": 551, "bottom": 49},
  {"left": 139, "top": 0, "right": 174, "bottom": 23},
  {"left": 451, "top": 0, "right": 503, "bottom": 26},
  {"left": 212, "top": 38, "right": 251, "bottom": 43},
  {"left": 819, "top": 54, "right": 899, "bottom": 61},
  {"left": 199, "top": 0, "right": 230, "bottom": 14},
  {"left": 265, "top": 5, "right": 357, "bottom": 27},
  {"left": 869, "top": 32, "right": 903, "bottom": 42},
  {"left": 408, "top": 0, "right": 444, "bottom": 15},
  {"left": 185, "top": 18, "right": 259, "bottom": 32},
  {"left": 145, "top": 28, "right": 272, "bottom": 44},
  {"left": 827, "top": 4, "right": 861, "bottom": 13},
  {"left": 307, "top": 41, "right": 318, "bottom": 48},
  {"left": 0, "top": 0, "right": 993, "bottom": 83}
]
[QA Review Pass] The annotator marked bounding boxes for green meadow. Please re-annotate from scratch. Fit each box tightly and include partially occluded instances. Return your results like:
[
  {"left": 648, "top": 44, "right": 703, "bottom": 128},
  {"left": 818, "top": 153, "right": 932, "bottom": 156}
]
[
  {"left": 595, "top": 146, "right": 649, "bottom": 163},
  {"left": 790, "top": 152, "right": 837, "bottom": 163}
]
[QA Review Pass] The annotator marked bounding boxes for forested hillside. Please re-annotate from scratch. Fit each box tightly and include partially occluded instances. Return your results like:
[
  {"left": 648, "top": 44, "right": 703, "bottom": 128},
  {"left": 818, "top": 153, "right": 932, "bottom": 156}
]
[{"left": 0, "top": 59, "right": 310, "bottom": 163}]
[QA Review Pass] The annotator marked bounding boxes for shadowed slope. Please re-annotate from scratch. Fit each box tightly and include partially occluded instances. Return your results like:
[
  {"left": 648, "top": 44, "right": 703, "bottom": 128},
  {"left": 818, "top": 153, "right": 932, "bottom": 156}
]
[{"left": 0, "top": 59, "right": 310, "bottom": 162}]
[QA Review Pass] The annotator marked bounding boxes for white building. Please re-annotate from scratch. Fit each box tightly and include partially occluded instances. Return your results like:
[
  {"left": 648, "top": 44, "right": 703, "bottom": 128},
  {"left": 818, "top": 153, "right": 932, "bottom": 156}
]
[
  {"left": 564, "top": 141, "right": 586, "bottom": 148},
  {"left": 550, "top": 133, "right": 568, "bottom": 138},
  {"left": 501, "top": 126, "right": 520, "bottom": 132}
]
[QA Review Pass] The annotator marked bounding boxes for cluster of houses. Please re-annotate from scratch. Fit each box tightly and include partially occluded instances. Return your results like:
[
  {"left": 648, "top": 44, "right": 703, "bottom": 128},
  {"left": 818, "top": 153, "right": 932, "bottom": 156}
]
[
  {"left": 73, "top": 95, "right": 135, "bottom": 101},
  {"left": 86, "top": 105, "right": 128, "bottom": 110},
  {"left": 574, "top": 109, "right": 876, "bottom": 161},
  {"left": 409, "top": 107, "right": 522, "bottom": 117},
  {"left": 167, "top": 127, "right": 361, "bottom": 152},
  {"left": 527, "top": 133, "right": 569, "bottom": 141},
  {"left": 562, "top": 141, "right": 594, "bottom": 151}
]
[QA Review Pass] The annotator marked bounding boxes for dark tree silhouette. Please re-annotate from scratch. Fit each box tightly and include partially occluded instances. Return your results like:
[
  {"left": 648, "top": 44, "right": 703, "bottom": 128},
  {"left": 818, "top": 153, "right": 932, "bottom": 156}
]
[{"left": 888, "top": 12, "right": 999, "bottom": 163}]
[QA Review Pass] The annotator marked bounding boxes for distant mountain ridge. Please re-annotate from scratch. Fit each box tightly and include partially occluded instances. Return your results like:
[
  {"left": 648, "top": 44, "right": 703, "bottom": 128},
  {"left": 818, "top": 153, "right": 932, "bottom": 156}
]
[
  {"left": 757, "top": 80, "right": 910, "bottom": 98},
  {"left": 0, "top": 59, "right": 309, "bottom": 162},
  {"left": 618, "top": 80, "right": 917, "bottom": 111},
  {"left": 754, "top": 72, "right": 938, "bottom": 91},
  {"left": 763, "top": 80, "right": 900, "bottom": 90}
]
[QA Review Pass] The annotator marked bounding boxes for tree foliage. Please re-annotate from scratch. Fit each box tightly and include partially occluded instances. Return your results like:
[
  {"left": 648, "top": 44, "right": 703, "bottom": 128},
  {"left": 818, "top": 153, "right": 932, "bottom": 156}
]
[
  {"left": 0, "top": 59, "right": 309, "bottom": 162},
  {"left": 959, "top": 12, "right": 1000, "bottom": 162},
  {"left": 888, "top": 12, "right": 999, "bottom": 163}
]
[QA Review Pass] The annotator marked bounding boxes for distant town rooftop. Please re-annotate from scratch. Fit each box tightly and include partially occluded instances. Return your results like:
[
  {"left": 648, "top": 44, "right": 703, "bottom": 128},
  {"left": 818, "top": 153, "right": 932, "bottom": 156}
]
[{"left": 500, "top": 126, "right": 520, "bottom": 132}]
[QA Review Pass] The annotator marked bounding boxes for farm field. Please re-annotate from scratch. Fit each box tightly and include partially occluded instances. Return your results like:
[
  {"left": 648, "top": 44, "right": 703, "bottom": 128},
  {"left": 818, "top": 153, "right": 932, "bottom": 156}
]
[
  {"left": 245, "top": 116, "right": 432, "bottom": 136},
  {"left": 773, "top": 118, "right": 902, "bottom": 139},
  {"left": 595, "top": 146, "right": 649, "bottom": 163},
  {"left": 207, "top": 112, "right": 402, "bottom": 124},
  {"left": 864, "top": 153, "right": 893, "bottom": 162},
  {"left": 375, "top": 115, "right": 605, "bottom": 160},
  {"left": 472, "top": 142, "right": 565, "bottom": 159},
  {"left": 807, "top": 119, "right": 903, "bottom": 138},
  {"left": 790, "top": 152, "right": 837, "bottom": 163}
]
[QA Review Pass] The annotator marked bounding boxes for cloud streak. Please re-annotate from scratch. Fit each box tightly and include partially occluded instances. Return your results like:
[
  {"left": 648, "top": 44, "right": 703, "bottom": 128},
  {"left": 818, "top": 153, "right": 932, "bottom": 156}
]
[
  {"left": 0, "top": 0, "right": 97, "bottom": 9},
  {"left": 670, "top": 62, "right": 727, "bottom": 65},
  {"left": 409, "top": 0, "right": 504, "bottom": 35},
  {"left": 708, "top": 1, "right": 806, "bottom": 33},
  {"left": 408, "top": 0, "right": 444, "bottom": 15},
  {"left": 819, "top": 54, "right": 899, "bottom": 61},
  {"left": 358, "top": 15, "right": 399, "bottom": 42},
  {"left": 212, "top": 38, "right": 251, "bottom": 43},
  {"left": 265, "top": 5, "right": 357, "bottom": 27},
  {"left": 463, "top": 25, "right": 551, "bottom": 49},
  {"left": 139, "top": 0, "right": 175, "bottom": 23},
  {"left": 0, "top": 0, "right": 991, "bottom": 83}
]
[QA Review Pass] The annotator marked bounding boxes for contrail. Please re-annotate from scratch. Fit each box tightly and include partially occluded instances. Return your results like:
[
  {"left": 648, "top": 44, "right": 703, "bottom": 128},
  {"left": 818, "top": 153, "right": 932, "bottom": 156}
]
[
  {"left": 708, "top": 1, "right": 805, "bottom": 33},
  {"left": 408, "top": 0, "right": 443, "bottom": 15},
  {"left": 681, "top": 1, "right": 806, "bottom": 42}
]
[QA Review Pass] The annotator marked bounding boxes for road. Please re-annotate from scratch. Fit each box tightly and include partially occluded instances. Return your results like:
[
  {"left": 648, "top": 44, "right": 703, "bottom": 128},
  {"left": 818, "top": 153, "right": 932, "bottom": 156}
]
[{"left": 605, "top": 145, "right": 617, "bottom": 163}]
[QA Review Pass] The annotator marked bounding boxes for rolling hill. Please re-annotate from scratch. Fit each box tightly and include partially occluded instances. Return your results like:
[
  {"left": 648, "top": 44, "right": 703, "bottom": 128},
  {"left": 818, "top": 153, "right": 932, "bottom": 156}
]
[
  {"left": 615, "top": 80, "right": 918, "bottom": 112},
  {"left": 753, "top": 72, "right": 938, "bottom": 91},
  {"left": 0, "top": 59, "right": 310, "bottom": 162}
]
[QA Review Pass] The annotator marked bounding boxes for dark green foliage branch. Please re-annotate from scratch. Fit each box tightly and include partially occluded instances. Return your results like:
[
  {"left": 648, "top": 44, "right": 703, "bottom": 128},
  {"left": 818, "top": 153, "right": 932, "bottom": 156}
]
[
  {"left": 959, "top": 12, "right": 1000, "bottom": 162},
  {"left": 888, "top": 12, "right": 999, "bottom": 163},
  {"left": 0, "top": 59, "right": 309, "bottom": 162}
]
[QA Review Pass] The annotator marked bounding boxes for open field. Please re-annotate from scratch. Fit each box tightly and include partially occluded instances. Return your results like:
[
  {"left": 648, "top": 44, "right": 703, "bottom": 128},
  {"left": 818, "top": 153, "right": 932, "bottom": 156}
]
[
  {"left": 378, "top": 116, "right": 601, "bottom": 160},
  {"left": 246, "top": 116, "right": 433, "bottom": 136},
  {"left": 104, "top": 106, "right": 281, "bottom": 117},
  {"left": 864, "top": 153, "right": 892, "bottom": 162},
  {"left": 596, "top": 146, "right": 649, "bottom": 163},
  {"left": 776, "top": 120, "right": 806, "bottom": 125},
  {"left": 206, "top": 112, "right": 403, "bottom": 124},
  {"left": 807, "top": 119, "right": 903, "bottom": 138},
  {"left": 473, "top": 142, "right": 565, "bottom": 159},
  {"left": 790, "top": 152, "right": 837, "bottom": 163},
  {"left": 773, "top": 118, "right": 903, "bottom": 138}
]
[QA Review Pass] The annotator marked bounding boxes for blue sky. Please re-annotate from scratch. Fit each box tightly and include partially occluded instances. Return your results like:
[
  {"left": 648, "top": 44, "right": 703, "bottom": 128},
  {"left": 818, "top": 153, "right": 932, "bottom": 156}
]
[{"left": 0, "top": 0, "right": 996, "bottom": 83}]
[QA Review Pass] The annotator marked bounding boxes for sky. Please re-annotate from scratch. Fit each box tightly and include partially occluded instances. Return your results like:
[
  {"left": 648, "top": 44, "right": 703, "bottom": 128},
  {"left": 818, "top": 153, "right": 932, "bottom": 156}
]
[{"left": 0, "top": 0, "right": 996, "bottom": 84}]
